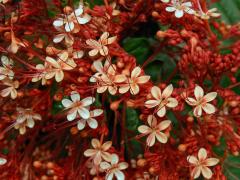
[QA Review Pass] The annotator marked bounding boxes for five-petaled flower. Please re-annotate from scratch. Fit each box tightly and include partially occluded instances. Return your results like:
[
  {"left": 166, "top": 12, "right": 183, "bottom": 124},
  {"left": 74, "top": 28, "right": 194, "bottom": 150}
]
[
  {"left": 138, "top": 115, "right": 171, "bottom": 147},
  {"left": 77, "top": 109, "right": 103, "bottom": 130},
  {"left": 119, "top": 66, "right": 150, "bottom": 95},
  {"left": 187, "top": 148, "right": 219, "bottom": 179},
  {"left": 145, "top": 84, "right": 178, "bottom": 117},
  {"left": 0, "top": 56, "right": 14, "bottom": 80},
  {"left": 62, "top": 91, "right": 95, "bottom": 121},
  {"left": 100, "top": 154, "right": 128, "bottom": 180},
  {"left": 45, "top": 51, "right": 77, "bottom": 82},
  {"left": 86, "top": 32, "right": 117, "bottom": 57},
  {"left": 53, "top": 4, "right": 91, "bottom": 32},
  {"left": 14, "top": 108, "right": 42, "bottom": 135},
  {"left": 0, "top": 78, "right": 19, "bottom": 99},
  {"left": 90, "top": 59, "right": 126, "bottom": 95},
  {"left": 185, "top": 85, "right": 217, "bottom": 117},
  {"left": 84, "top": 138, "right": 112, "bottom": 165},
  {"left": 165, "top": 0, "right": 195, "bottom": 18}
]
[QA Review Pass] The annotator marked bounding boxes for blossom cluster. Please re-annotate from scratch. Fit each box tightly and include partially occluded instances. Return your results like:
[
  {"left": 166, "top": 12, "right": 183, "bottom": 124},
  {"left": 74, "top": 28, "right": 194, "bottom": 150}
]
[{"left": 0, "top": 0, "right": 239, "bottom": 179}]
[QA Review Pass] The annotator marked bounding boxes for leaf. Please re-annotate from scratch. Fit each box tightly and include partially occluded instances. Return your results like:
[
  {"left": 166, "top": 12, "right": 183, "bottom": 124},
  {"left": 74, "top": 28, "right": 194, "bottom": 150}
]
[
  {"left": 126, "top": 108, "right": 140, "bottom": 131},
  {"left": 223, "top": 155, "right": 240, "bottom": 180},
  {"left": 122, "top": 37, "right": 153, "bottom": 65},
  {"left": 211, "top": 0, "right": 240, "bottom": 24}
]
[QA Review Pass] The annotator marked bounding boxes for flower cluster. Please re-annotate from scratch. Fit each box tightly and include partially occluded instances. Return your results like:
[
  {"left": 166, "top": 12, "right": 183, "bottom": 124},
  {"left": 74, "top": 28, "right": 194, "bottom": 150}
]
[{"left": 0, "top": 0, "right": 239, "bottom": 179}]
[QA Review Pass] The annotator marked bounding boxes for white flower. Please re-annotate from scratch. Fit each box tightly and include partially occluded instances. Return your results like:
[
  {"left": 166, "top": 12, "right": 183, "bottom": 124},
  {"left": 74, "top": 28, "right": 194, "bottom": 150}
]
[
  {"left": 195, "top": 8, "right": 221, "bottom": 20},
  {"left": 14, "top": 108, "right": 42, "bottom": 135},
  {"left": 62, "top": 91, "right": 95, "bottom": 121},
  {"left": 187, "top": 148, "right": 219, "bottom": 179},
  {"left": 45, "top": 51, "right": 77, "bottom": 82},
  {"left": 86, "top": 32, "right": 117, "bottom": 57},
  {"left": 0, "top": 56, "right": 14, "bottom": 80},
  {"left": 145, "top": 84, "right": 178, "bottom": 117},
  {"left": 77, "top": 109, "right": 103, "bottom": 130},
  {"left": 31, "top": 63, "right": 49, "bottom": 85},
  {"left": 100, "top": 154, "right": 128, "bottom": 180},
  {"left": 0, "top": 78, "right": 19, "bottom": 99},
  {"left": 165, "top": 0, "right": 195, "bottom": 18},
  {"left": 185, "top": 85, "right": 217, "bottom": 117},
  {"left": 53, "top": 5, "right": 91, "bottom": 32},
  {"left": 90, "top": 59, "right": 126, "bottom": 95},
  {"left": 119, "top": 66, "right": 150, "bottom": 95},
  {"left": 84, "top": 138, "right": 112, "bottom": 165},
  {"left": 138, "top": 115, "right": 171, "bottom": 147}
]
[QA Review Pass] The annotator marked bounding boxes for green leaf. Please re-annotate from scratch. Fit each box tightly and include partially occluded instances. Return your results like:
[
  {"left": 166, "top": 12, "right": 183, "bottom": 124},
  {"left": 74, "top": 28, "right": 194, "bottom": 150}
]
[
  {"left": 122, "top": 37, "right": 153, "bottom": 64},
  {"left": 211, "top": 0, "right": 240, "bottom": 24},
  {"left": 223, "top": 155, "right": 240, "bottom": 180},
  {"left": 126, "top": 108, "right": 140, "bottom": 131}
]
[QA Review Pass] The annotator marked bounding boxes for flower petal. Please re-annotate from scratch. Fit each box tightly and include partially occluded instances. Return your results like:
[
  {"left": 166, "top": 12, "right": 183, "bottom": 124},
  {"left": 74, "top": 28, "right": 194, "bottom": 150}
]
[
  {"left": 151, "top": 86, "right": 161, "bottom": 100},
  {"left": 156, "top": 132, "right": 168, "bottom": 143},
  {"left": 62, "top": 99, "right": 73, "bottom": 108},
  {"left": 84, "top": 149, "right": 96, "bottom": 157},
  {"left": 102, "top": 141, "right": 112, "bottom": 151},
  {"left": 158, "top": 120, "right": 171, "bottom": 131},
  {"left": 118, "top": 162, "right": 128, "bottom": 170},
  {"left": 191, "top": 167, "right": 201, "bottom": 179},
  {"left": 157, "top": 106, "right": 166, "bottom": 117},
  {"left": 70, "top": 91, "right": 80, "bottom": 102},
  {"left": 194, "top": 85, "right": 204, "bottom": 100},
  {"left": 162, "top": 84, "right": 173, "bottom": 98},
  {"left": 53, "top": 19, "right": 64, "bottom": 27},
  {"left": 193, "top": 105, "right": 202, "bottom": 117},
  {"left": 115, "top": 170, "right": 125, "bottom": 180},
  {"left": 77, "top": 119, "right": 86, "bottom": 130},
  {"left": 146, "top": 133, "right": 156, "bottom": 147},
  {"left": 67, "top": 110, "right": 77, "bottom": 121},
  {"left": 166, "top": 97, "right": 178, "bottom": 108},
  {"left": 92, "top": 109, "right": 103, "bottom": 117},
  {"left": 202, "top": 103, "right": 215, "bottom": 114},
  {"left": 187, "top": 155, "right": 198, "bottom": 165},
  {"left": 81, "top": 97, "right": 95, "bottom": 106},
  {"left": 175, "top": 9, "right": 184, "bottom": 18},
  {"left": 131, "top": 67, "right": 141, "bottom": 78},
  {"left": 78, "top": 108, "right": 90, "bottom": 119},
  {"left": 204, "top": 92, "right": 217, "bottom": 102},
  {"left": 100, "top": 162, "right": 111, "bottom": 170},
  {"left": 198, "top": 148, "right": 207, "bottom": 161},
  {"left": 204, "top": 158, "right": 219, "bottom": 167},
  {"left": 0, "top": 158, "right": 7, "bottom": 165},
  {"left": 138, "top": 125, "right": 151, "bottom": 134},
  {"left": 145, "top": 100, "right": 159, "bottom": 108},
  {"left": 111, "top": 154, "right": 119, "bottom": 164},
  {"left": 136, "top": 76, "right": 150, "bottom": 84},
  {"left": 166, "top": 6, "right": 176, "bottom": 12},
  {"left": 87, "top": 118, "right": 98, "bottom": 129},
  {"left": 201, "top": 166, "right": 213, "bottom": 179},
  {"left": 65, "top": 21, "right": 74, "bottom": 32}
]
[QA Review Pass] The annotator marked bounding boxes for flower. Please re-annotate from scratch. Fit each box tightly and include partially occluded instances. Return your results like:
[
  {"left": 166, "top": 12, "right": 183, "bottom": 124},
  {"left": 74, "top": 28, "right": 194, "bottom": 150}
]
[
  {"left": 77, "top": 109, "right": 103, "bottom": 130},
  {"left": 145, "top": 84, "right": 178, "bottom": 117},
  {"left": 53, "top": 4, "right": 91, "bottom": 32},
  {"left": 86, "top": 32, "right": 117, "bottom": 57},
  {"left": 100, "top": 154, "right": 128, "bottom": 180},
  {"left": 185, "top": 85, "right": 217, "bottom": 117},
  {"left": 61, "top": 91, "right": 95, "bottom": 121},
  {"left": 138, "top": 115, "right": 171, "bottom": 146},
  {"left": 14, "top": 108, "right": 42, "bottom": 135},
  {"left": 0, "top": 78, "right": 19, "bottom": 99},
  {"left": 195, "top": 8, "right": 221, "bottom": 20},
  {"left": 84, "top": 138, "right": 112, "bottom": 165},
  {"left": 119, "top": 66, "right": 150, "bottom": 95},
  {"left": 90, "top": 59, "right": 126, "bottom": 95},
  {"left": 165, "top": 1, "right": 195, "bottom": 18},
  {"left": 31, "top": 63, "right": 49, "bottom": 85},
  {"left": 187, "top": 148, "right": 219, "bottom": 179},
  {"left": 0, "top": 56, "right": 14, "bottom": 80},
  {"left": 45, "top": 51, "right": 77, "bottom": 82},
  {"left": 0, "top": 157, "right": 7, "bottom": 165}
]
